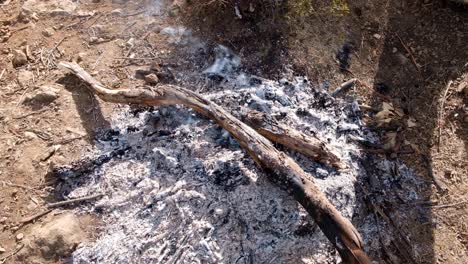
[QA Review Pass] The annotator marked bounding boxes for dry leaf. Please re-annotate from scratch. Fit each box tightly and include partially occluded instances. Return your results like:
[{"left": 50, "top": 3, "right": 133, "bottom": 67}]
[{"left": 407, "top": 118, "right": 417, "bottom": 128}]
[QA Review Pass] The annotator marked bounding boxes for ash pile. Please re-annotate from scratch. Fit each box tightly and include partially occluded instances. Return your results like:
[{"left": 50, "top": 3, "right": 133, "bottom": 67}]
[{"left": 54, "top": 43, "right": 423, "bottom": 263}]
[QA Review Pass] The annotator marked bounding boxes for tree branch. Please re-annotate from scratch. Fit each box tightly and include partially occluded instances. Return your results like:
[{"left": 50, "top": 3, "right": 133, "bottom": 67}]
[{"left": 59, "top": 61, "right": 371, "bottom": 263}]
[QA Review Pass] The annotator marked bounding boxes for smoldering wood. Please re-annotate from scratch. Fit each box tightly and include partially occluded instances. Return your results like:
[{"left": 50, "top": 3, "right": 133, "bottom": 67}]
[{"left": 59, "top": 61, "right": 371, "bottom": 263}]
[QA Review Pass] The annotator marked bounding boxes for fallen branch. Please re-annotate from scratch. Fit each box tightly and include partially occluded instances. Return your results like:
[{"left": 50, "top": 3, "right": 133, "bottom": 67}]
[
  {"left": 46, "top": 193, "right": 103, "bottom": 208},
  {"left": 242, "top": 111, "right": 343, "bottom": 169},
  {"left": 19, "top": 209, "right": 53, "bottom": 225},
  {"left": 59, "top": 61, "right": 371, "bottom": 263}
]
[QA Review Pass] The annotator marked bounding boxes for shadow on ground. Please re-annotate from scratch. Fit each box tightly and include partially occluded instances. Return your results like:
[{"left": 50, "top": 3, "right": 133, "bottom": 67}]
[
  {"left": 368, "top": 2, "right": 467, "bottom": 263},
  {"left": 58, "top": 74, "right": 112, "bottom": 143}
]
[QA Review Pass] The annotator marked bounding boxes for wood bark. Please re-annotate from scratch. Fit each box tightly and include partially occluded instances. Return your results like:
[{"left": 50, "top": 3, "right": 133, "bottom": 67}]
[
  {"left": 59, "top": 61, "right": 371, "bottom": 263},
  {"left": 242, "top": 111, "right": 343, "bottom": 169}
]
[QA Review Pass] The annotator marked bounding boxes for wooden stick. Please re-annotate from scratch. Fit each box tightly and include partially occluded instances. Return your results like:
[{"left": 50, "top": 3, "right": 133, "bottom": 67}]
[
  {"left": 0, "top": 244, "right": 24, "bottom": 264},
  {"left": 242, "top": 111, "right": 343, "bottom": 169},
  {"left": 437, "top": 80, "right": 453, "bottom": 152},
  {"left": 59, "top": 61, "right": 371, "bottom": 263},
  {"left": 19, "top": 209, "right": 53, "bottom": 224},
  {"left": 430, "top": 197, "right": 468, "bottom": 209},
  {"left": 331, "top": 78, "right": 357, "bottom": 97},
  {"left": 0, "top": 69, "right": 5, "bottom": 81},
  {"left": 396, "top": 34, "right": 420, "bottom": 72},
  {"left": 46, "top": 193, "right": 103, "bottom": 208}
]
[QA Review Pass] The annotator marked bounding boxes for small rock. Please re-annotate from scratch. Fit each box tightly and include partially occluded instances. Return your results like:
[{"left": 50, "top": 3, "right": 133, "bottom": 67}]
[
  {"left": 24, "top": 85, "right": 60, "bottom": 105},
  {"left": 41, "top": 28, "right": 54, "bottom": 37},
  {"left": 316, "top": 168, "right": 329, "bottom": 178},
  {"left": 74, "top": 52, "right": 86, "bottom": 63},
  {"left": 144, "top": 73, "right": 159, "bottom": 85},
  {"left": 126, "top": 38, "right": 135, "bottom": 47},
  {"left": 22, "top": 0, "right": 77, "bottom": 16},
  {"left": 373, "top": 33, "right": 382, "bottom": 40},
  {"left": 0, "top": 217, "right": 7, "bottom": 224},
  {"left": 111, "top": 8, "right": 123, "bottom": 16},
  {"left": 12, "top": 49, "right": 28, "bottom": 68},
  {"left": 24, "top": 131, "right": 38, "bottom": 140},
  {"left": 0, "top": 246, "right": 5, "bottom": 253},
  {"left": 17, "top": 69, "right": 34, "bottom": 86},
  {"left": 18, "top": 213, "right": 87, "bottom": 261},
  {"left": 16, "top": 233, "right": 24, "bottom": 241}
]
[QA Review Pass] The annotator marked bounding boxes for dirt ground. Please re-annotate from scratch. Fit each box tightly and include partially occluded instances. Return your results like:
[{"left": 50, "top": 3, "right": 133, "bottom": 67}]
[{"left": 0, "top": 0, "right": 467, "bottom": 263}]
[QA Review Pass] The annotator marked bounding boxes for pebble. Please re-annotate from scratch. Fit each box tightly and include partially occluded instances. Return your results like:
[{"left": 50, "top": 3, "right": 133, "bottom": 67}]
[
  {"left": 0, "top": 246, "right": 5, "bottom": 253},
  {"left": 24, "top": 131, "right": 38, "bottom": 140},
  {"left": 17, "top": 69, "right": 34, "bottom": 86},
  {"left": 16, "top": 233, "right": 24, "bottom": 241},
  {"left": 144, "top": 73, "right": 159, "bottom": 85},
  {"left": 373, "top": 33, "right": 382, "bottom": 40},
  {"left": 23, "top": 85, "right": 60, "bottom": 105},
  {"left": 42, "top": 28, "right": 55, "bottom": 37},
  {"left": 12, "top": 49, "right": 28, "bottom": 68}
]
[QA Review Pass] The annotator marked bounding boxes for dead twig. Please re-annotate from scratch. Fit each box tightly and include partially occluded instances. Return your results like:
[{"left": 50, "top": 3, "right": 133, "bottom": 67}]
[
  {"left": 13, "top": 108, "right": 48, "bottom": 119},
  {"left": 19, "top": 209, "right": 53, "bottom": 225},
  {"left": 0, "top": 244, "right": 24, "bottom": 264},
  {"left": 10, "top": 25, "right": 29, "bottom": 34},
  {"left": 115, "top": 56, "right": 157, "bottom": 60},
  {"left": 430, "top": 198, "right": 468, "bottom": 209},
  {"left": 1, "top": 180, "right": 38, "bottom": 192},
  {"left": 46, "top": 193, "right": 103, "bottom": 208},
  {"left": 49, "top": 135, "right": 86, "bottom": 146},
  {"left": 0, "top": 69, "right": 5, "bottom": 81},
  {"left": 437, "top": 80, "right": 453, "bottom": 152},
  {"left": 121, "top": 10, "right": 146, "bottom": 17},
  {"left": 46, "top": 36, "right": 68, "bottom": 68},
  {"left": 422, "top": 155, "right": 448, "bottom": 193},
  {"left": 396, "top": 34, "right": 420, "bottom": 72},
  {"left": 331, "top": 78, "right": 358, "bottom": 97},
  {"left": 92, "top": 52, "right": 105, "bottom": 70},
  {"left": 16, "top": 86, "right": 32, "bottom": 106}
]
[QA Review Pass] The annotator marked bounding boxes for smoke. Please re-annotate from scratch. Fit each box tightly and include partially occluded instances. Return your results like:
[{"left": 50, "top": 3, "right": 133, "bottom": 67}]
[{"left": 203, "top": 45, "right": 241, "bottom": 77}]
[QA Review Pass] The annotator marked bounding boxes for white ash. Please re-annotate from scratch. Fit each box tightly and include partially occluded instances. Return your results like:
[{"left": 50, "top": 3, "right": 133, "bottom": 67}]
[{"left": 62, "top": 37, "right": 424, "bottom": 264}]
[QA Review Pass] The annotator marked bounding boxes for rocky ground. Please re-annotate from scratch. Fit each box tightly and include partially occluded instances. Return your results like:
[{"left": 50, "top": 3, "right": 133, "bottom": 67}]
[{"left": 0, "top": 0, "right": 467, "bottom": 263}]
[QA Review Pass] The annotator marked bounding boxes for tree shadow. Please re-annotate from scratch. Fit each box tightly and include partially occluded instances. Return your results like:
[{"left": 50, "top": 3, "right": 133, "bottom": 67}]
[
  {"left": 57, "top": 74, "right": 112, "bottom": 143},
  {"left": 366, "top": 1, "right": 467, "bottom": 263}
]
